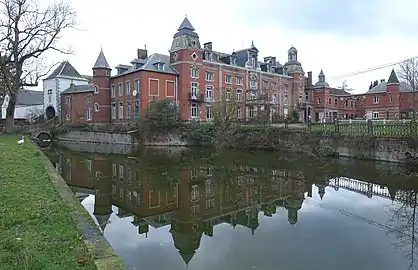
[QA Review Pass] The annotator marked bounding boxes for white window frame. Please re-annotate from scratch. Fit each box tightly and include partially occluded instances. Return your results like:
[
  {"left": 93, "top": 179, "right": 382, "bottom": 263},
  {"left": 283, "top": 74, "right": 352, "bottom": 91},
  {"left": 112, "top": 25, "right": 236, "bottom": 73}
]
[
  {"left": 118, "top": 83, "right": 123, "bottom": 96},
  {"left": 373, "top": 96, "right": 379, "bottom": 104},
  {"left": 190, "top": 67, "right": 198, "bottom": 78},
  {"left": 94, "top": 103, "right": 100, "bottom": 112},
  {"left": 191, "top": 82, "right": 198, "bottom": 97},
  {"left": 126, "top": 81, "right": 131, "bottom": 95},
  {"left": 225, "top": 75, "right": 232, "bottom": 84},
  {"left": 236, "top": 89, "right": 242, "bottom": 101},
  {"left": 205, "top": 71, "right": 214, "bottom": 82},
  {"left": 118, "top": 102, "right": 123, "bottom": 119},
  {"left": 86, "top": 108, "right": 92, "bottom": 121},
  {"left": 111, "top": 84, "right": 115, "bottom": 97},
  {"left": 191, "top": 103, "right": 198, "bottom": 118},
  {"left": 372, "top": 112, "right": 379, "bottom": 119},
  {"left": 205, "top": 85, "right": 213, "bottom": 100},
  {"left": 94, "top": 85, "right": 99, "bottom": 94},
  {"left": 236, "top": 77, "right": 243, "bottom": 85},
  {"left": 206, "top": 105, "right": 212, "bottom": 119},
  {"left": 237, "top": 107, "right": 241, "bottom": 119},
  {"left": 111, "top": 103, "right": 116, "bottom": 119}
]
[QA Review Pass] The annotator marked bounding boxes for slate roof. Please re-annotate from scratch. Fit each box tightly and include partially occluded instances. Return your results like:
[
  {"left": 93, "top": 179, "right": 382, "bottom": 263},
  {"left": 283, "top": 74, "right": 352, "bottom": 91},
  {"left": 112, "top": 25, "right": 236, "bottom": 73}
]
[
  {"left": 16, "top": 89, "right": 43, "bottom": 105},
  {"left": 45, "top": 61, "right": 85, "bottom": 80},
  {"left": 61, "top": 84, "right": 94, "bottom": 95},
  {"left": 329, "top": 88, "right": 350, "bottom": 96},
  {"left": 174, "top": 17, "right": 199, "bottom": 38},
  {"left": 93, "top": 50, "right": 111, "bottom": 69},
  {"left": 367, "top": 70, "right": 413, "bottom": 93},
  {"left": 112, "top": 53, "right": 178, "bottom": 78}
]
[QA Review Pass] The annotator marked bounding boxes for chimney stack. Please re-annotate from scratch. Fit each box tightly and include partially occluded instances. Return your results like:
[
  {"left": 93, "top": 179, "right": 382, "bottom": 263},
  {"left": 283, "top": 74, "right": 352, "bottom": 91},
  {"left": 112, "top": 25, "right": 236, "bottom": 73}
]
[
  {"left": 137, "top": 47, "right": 148, "bottom": 60},
  {"left": 381, "top": 79, "right": 385, "bottom": 83},
  {"left": 308, "top": 71, "right": 313, "bottom": 86}
]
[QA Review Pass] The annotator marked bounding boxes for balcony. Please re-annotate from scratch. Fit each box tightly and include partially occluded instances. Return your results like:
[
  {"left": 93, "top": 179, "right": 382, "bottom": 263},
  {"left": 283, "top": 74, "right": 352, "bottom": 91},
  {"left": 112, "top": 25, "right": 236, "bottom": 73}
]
[{"left": 188, "top": 92, "right": 204, "bottom": 102}]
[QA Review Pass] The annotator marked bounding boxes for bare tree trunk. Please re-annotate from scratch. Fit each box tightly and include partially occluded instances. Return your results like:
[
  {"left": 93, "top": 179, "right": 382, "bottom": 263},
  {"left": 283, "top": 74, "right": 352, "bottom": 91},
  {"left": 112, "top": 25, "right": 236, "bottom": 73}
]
[{"left": 4, "top": 93, "right": 16, "bottom": 133}]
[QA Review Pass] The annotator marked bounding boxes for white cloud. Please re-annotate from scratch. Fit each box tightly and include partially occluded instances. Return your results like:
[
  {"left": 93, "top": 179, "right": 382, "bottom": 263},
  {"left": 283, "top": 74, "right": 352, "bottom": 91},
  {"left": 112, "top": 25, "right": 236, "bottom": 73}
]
[{"left": 40, "top": 0, "right": 417, "bottom": 94}]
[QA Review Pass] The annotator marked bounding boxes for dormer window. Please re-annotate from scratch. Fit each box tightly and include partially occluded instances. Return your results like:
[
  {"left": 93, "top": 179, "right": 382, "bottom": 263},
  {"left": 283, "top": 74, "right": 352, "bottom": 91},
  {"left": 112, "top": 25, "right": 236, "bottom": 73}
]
[
  {"left": 205, "top": 51, "right": 212, "bottom": 61},
  {"left": 155, "top": 62, "right": 165, "bottom": 71},
  {"left": 251, "top": 57, "right": 256, "bottom": 69}
]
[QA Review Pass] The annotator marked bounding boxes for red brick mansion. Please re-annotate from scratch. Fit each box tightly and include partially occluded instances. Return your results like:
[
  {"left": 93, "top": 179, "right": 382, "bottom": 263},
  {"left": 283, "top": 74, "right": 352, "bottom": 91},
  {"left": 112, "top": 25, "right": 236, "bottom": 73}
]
[{"left": 49, "top": 17, "right": 417, "bottom": 124}]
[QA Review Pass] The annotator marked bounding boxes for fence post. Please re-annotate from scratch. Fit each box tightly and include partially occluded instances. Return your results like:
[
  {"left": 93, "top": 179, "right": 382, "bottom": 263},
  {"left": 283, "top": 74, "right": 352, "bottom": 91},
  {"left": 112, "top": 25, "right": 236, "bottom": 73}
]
[
  {"left": 334, "top": 120, "right": 339, "bottom": 133},
  {"left": 367, "top": 120, "right": 373, "bottom": 135}
]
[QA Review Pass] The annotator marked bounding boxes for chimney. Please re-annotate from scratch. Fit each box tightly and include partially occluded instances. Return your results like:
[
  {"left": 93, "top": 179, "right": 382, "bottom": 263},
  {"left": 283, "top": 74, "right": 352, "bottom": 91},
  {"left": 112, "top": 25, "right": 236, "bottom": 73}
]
[
  {"left": 380, "top": 79, "right": 385, "bottom": 83},
  {"left": 204, "top": 42, "right": 212, "bottom": 51},
  {"left": 308, "top": 71, "right": 313, "bottom": 86},
  {"left": 137, "top": 48, "right": 148, "bottom": 60}
]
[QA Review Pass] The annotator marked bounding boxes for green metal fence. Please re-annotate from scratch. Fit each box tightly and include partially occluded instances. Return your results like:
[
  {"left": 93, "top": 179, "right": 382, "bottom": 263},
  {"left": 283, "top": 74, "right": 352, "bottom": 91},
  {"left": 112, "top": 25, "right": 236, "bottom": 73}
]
[{"left": 309, "top": 120, "right": 418, "bottom": 136}]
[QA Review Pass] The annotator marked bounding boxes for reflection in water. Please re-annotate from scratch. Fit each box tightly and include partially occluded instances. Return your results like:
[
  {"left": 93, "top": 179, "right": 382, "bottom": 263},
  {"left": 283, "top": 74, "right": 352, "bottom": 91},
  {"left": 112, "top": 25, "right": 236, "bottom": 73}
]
[{"left": 45, "top": 147, "right": 418, "bottom": 270}]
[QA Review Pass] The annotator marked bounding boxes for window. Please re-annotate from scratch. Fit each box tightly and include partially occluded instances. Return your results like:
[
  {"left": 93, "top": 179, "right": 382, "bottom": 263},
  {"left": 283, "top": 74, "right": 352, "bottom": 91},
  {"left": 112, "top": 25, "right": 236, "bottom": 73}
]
[
  {"left": 205, "top": 179, "right": 213, "bottom": 195},
  {"left": 190, "top": 67, "right": 198, "bottom": 78},
  {"left": 47, "top": 89, "right": 52, "bottom": 94},
  {"left": 206, "top": 105, "right": 212, "bottom": 119},
  {"left": 126, "top": 81, "right": 130, "bottom": 95},
  {"left": 191, "top": 205, "right": 200, "bottom": 214},
  {"left": 225, "top": 89, "right": 231, "bottom": 100},
  {"left": 236, "top": 77, "right": 243, "bottom": 85},
  {"left": 118, "top": 102, "right": 123, "bottom": 119},
  {"left": 134, "top": 79, "right": 140, "bottom": 95},
  {"left": 86, "top": 108, "right": 92, "bottom": 121},
  {"left": 191, "top": 82, "right": 198, "bottom": 97},
  {"left": 249, "top": 107, "right": 255, "bottom": 118},
  {"left": 86, "top": 94, "right": 92, "bottom": 104},
  {"left": 118, "top": 83, "right": 123, "bottom": 96},
  {"left": 250, "top": 92, "right": 256, "bottom": 100},
  {"left": 345, "top": 100, "right": 348, "bottom": 107},
  {"left": 205, "top": 85, "right": 213, "bottom": 100},
  {"left": 328, "top": 98, "right": 331, "bottom": 104},
  {"left": 236, "top": 89, "right": 242, "bottom": 101},
  {"left": 191, "top": 185, "right": 199, "bottom": 201},
  {"left": 111, "top": 84, "right": 115, "bottom": 97},
  {"left": 206, "top": 198, "right": 215, "bottom": 209},
  {"left": 372, "top": 112, "right": 379, "bottom": 119},
  {"left": 94, "top": 103, "right": 100, "bottom": 112},
  {"left": 66, "top": 96, "right": 71, "bottom": 105},
  {"left": 334, "top": 98, "right": 337, "bottom": 105},
  {"left": 373, "top": 96, "right": 379, "bottom": 104},
  {"left": 94, "top": 85, "right": 99, "bottom": 94},
  {"left": 106, "top": 70, "right": 110, "bottom": 76},
  {"left": 250, "top": 80, "right": 256, "bottom": 89},
  {"left": 350, "top": 101, "right": 353, "bottom": 108},
  {"left": 272, "top": 94, "right": 277, "bottom": 104},
  {"left": 126, "top": 101, "right": 131, "bottom": 119},
  {"left": 237, "top": 107, "right": 241, "bottom": 119},
  {"left": 225, "top": 75, "right": 232, "bottom": 84},
  {"left": 284, "top": 94, "right": 288, "bottom": 105},
  {"left": 263, "top": 81, "right": 268, "bottom": 89},
  {"left": 317, "top": 98, "right": 321, "bottom": 104},
  {"left": 389, "top": 96, "right": 393, "bottom": 103},
  {"left": 156, "top": 63, "right": 165, "bottom": 71},
  {"left": 111, "top": 103, "right": 116, "bottom": 119},
  {"left": 134, "top": 100, "right": 140, "bottom": 118},
  {"left": 251, "top": 57, "right": 256, "bottom": 68},
  {"left": 191, "top": 103, "right": 198, "bottom": 117},
  {"left": 48, "top": 95, "right": 52, "bottom": 103},
  {"left": 272, "top": 83, "right": 277, "bottom": 90},
  {"left": 65, "top": 114, "right": 70, "bottom": 120},
  {"left": 205, "top": 71, "right": 214, "bottom": 82}
]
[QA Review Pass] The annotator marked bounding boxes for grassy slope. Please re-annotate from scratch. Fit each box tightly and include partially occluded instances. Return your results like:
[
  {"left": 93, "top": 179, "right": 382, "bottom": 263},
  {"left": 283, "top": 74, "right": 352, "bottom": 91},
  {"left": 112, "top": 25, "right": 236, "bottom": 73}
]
[{"left": 0, "top": 135, "right": 94, "bottom": 270}]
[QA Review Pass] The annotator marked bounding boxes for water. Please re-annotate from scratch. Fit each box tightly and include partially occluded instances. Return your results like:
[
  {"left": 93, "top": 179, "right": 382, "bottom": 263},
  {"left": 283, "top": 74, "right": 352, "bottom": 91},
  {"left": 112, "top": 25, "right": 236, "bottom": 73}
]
[{"left": 46, "top": 144, "right": 418, "bottom": 270}]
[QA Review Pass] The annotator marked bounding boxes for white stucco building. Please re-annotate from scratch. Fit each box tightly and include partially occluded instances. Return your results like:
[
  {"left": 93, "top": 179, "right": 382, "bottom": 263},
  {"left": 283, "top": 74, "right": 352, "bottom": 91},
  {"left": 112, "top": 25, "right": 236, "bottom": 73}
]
[
  {"left": 1, "top": 89, "right": 44, "bottom": 121},
  {"left": 43, "top": 61, "right": 89, "bottom": 119}
]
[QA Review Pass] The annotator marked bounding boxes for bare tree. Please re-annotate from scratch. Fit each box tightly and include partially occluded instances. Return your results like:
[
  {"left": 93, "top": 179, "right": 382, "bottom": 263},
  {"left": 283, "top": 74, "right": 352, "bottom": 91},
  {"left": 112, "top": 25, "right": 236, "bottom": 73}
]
[
  {"left": 398, "top": 58, "right": 418, "bottom": 119},
  {"left": 212, "top": 88, "right": 239, "bottom": 130},
  {"left": 0, "top": 0, "right": 76, "bottom": 132},
  {"left": 387, "top": 190, "right": 418, "bottom": 269}
]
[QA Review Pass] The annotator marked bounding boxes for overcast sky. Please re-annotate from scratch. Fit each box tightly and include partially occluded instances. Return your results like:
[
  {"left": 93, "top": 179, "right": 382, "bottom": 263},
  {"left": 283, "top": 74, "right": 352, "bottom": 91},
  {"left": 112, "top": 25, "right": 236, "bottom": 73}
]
[{"left": 43, "top": 0, "right": 418, "bottom": 94}]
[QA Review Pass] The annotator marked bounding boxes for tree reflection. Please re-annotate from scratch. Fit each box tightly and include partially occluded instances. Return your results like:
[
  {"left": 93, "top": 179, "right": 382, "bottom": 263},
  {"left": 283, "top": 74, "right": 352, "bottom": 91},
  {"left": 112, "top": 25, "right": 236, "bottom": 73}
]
[{"left": 387, "top": 189, "right": 418, "bottom": 269}]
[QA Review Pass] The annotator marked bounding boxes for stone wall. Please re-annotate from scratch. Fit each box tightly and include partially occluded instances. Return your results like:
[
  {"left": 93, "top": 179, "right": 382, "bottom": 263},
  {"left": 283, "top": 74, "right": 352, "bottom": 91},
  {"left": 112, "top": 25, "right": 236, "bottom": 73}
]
[
  {"left": 55, "top": 131, "right": 137, "bottom": 145},
  {"left": 54, "top": 130, "right": 418, "bottom": 164}
]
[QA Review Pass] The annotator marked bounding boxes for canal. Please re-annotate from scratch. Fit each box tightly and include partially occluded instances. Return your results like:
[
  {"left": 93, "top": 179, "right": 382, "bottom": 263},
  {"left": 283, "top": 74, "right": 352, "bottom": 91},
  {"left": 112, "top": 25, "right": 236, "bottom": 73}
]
[{"left": 45, "top": 143, "right": 418, "bottom": 270}]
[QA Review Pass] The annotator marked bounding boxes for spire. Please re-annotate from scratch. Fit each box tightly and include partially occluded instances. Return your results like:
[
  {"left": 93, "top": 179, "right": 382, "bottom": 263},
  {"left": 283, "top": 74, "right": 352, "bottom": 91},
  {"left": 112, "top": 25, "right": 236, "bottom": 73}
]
[
  {"left": 93, "top": 49, "right": 111, "bottom": 70},
  {"left": 178, "top": 16, "right": 195, "bottom": 31},
  {"left": 319, "top": 69, "right": 325, "bottom": 77},
  {"left": 94, "top": 213, "right": 111, "bottom": 231},
  {"left": 387, "top": 69, "right": 400, "bottom": 84}
]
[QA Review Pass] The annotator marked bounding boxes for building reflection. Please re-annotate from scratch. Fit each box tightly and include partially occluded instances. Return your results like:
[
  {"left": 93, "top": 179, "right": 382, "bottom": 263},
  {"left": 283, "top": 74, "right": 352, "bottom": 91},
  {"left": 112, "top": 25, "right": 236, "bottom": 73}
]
[
  {"left": 55, "top": 152, "right": 313, "bottom": 265},
  {"left": 53, "top": 151, "right": 415, "bottom": 266}
]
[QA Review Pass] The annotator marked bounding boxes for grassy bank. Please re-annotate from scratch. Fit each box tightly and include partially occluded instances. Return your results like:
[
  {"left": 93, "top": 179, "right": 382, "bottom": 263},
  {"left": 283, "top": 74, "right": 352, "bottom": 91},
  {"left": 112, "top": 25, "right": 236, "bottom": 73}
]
[{"left": 0, "top": 135, "right": 94, "bottom": 269}]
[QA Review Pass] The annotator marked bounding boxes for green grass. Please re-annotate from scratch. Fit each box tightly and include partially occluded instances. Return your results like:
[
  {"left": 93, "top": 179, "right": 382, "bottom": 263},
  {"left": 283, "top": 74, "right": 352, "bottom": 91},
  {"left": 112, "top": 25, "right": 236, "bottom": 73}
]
[{"left": 0, "top": 135, "right": 95, "bottom": 270}]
